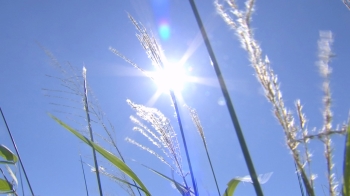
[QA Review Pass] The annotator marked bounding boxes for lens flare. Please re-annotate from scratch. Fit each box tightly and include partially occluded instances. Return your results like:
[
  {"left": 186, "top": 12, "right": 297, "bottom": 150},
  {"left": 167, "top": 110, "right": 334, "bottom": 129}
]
[
  {"left": 153, "top": 63, "right": 186, "bottom": 92},
  {"left": 159, "top": 21, "right": 170, "bottom": 40}
]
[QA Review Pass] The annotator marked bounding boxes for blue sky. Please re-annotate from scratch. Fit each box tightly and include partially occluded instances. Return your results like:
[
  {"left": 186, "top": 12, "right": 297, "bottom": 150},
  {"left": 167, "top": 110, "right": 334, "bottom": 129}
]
[{"left": 1, "top": 0, "right": 350, "bottom": 195}]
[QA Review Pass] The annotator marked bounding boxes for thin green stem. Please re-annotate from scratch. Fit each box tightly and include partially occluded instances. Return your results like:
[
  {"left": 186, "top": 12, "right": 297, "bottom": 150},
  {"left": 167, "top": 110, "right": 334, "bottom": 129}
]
[
  {"left": 186, "top": 106, "right": 220, "bottom": 195},
  {"left": 80, "top": 155, "right": 89, "bottom": 196},
  {"left": 0, "top": 107, "right": 34, "bottom": 196},
  {"left": 187, "top": 1, "right": 263, "bottom": 195},
  {"left": 294, "top": 162, "right": 306, "bottom": 196},
  {"left": 82, "top": 67, "right": 103, "bottom": 196},
  {"left": 203, "top": 142, "right": 220, "bottom": 195},
  {"left": 169, "top": 90, "right": 197, "bottom": 195},
  {"left": 90, "top": 107, "right": 140, "bottom": 196},
  {"left": 18, "top": 163, "right": 24, "bottom": 196}
]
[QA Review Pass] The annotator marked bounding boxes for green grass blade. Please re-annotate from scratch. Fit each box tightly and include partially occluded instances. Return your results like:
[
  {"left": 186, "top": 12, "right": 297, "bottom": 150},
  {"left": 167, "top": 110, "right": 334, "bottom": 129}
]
[
  {"left": 343, "top": 123, "right": 350, "bottom": 196},
  {"left": 100, "top": 170, "right": 143, "bottom": 190},
  {"left": 0, "top": 145, "right": 18, "bottom": 164},
  {"left": 223, "top": 178, "right": 241, "bottom": 196},
  {"left": 49, "top": 114, "right": 151, "bottom": 196},
  {"left": 223, "top": 172, "right": 272, "bottom": 196},
  {"left": 0, "top": 178, "right": 12, "bottom": 192},
  {"left": 141, "top": 164, "right": 192, "bottom": 195},
  {"left": 5, "top": 165, "right": 17, "bottom": 185},
  {"left": 0, "top": 161, "right": 15, "bottom": 165}
]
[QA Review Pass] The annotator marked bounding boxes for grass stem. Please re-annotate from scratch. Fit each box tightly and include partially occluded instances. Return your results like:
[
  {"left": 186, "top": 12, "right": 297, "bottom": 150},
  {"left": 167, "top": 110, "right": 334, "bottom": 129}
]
[
  {"left": 82, "top": 67, "right": 103, "bottom": 196},
  {"left": 80, "top": 154, "right": 89, "bottom": 196},
  {"left": 169, "top": 90, "right": 197, "bottom": 195},
  {"left": 0, "top": 107, "right": 35, "bottom": 196},
  {"left": 186, "top": 106, "right": 221, "bottom": 195},
  {"left": 187, "top": 1, "right": 263, "bottom": 195}
]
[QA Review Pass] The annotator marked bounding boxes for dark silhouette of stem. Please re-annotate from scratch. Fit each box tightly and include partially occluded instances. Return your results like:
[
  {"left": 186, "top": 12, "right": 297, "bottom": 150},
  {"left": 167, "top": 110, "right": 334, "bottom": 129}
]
[
  {"left": 80, "top": 155, "right": 89, "bottom": 196},
  {"left": 90, "top": 109, "right": 141, "bottom": 196},
  {"left": 82, "top": 68, "right": 103, "bottom": 196},
  {"left": 187, "top": 1, "right": 263, "bottom": 195},
  {"left": 0, "top": 107, "right": 34, "bottom": 196},
  {"left": 294, "top": 162, "right": 306, "bottom": 196},
  {"left": 203, "top": 141, "right": 220, "bottom": 195},
  {"left": 186, "top": 105, "right": 220, "bottom": 195},
  {"left": 169, "top": 90, "right": 197, "bottom": 195},
  {"left": 18, "top": 163, "right": 24, "bottom": 196}
]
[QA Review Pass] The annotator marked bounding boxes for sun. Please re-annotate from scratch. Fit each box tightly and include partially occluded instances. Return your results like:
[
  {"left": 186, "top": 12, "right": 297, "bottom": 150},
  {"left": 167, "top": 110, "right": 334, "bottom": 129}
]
[{"left": 152, "top": 62, "right": 187, "bottom": 93}]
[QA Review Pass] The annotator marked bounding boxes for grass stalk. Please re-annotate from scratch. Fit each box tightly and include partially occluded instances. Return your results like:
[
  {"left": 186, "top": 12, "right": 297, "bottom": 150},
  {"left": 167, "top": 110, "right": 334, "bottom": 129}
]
[
  {"left": 82, "top": 67, "right": 103, "bottom": 196},
  {"left": 18, "top": 162, "right": 24, "bottom": 196},
  {"left": 80, "top": 154, "right": 89, "bottom": 196},
  {"left": 112, "top": 15, "right": 198, "bottom": 194},
  {"left": 187, "top": 1, "right": 263, "bottom": 195},
  {"left": 317, "top": 31, "right": 336, "bottom": 196},
  {"left": 89, "top": 106, "right": 141, "bottom": 196},
  {"left": 127, "top": 100, "right": 190, "bottom": 191},
  {"left": 0, "top": 168, "right": 17, "bottom": 196},
  {"left": 42, "top": 46, "right": 140, "bottom": 195},
  {"left": 295, "top": 101, "right": 308, "bottom": 196},
  {"left": 293, "top": 161, "right": 306, "bottom": 196},
  {"left": 0, "top": 107, "right": 34, "bottom": 196},
  {"left": 169, "top": 90, "right": 197, "bottom": 195},
  {"left": 186, "top": 106, "right": 221, "bottom": 195}
]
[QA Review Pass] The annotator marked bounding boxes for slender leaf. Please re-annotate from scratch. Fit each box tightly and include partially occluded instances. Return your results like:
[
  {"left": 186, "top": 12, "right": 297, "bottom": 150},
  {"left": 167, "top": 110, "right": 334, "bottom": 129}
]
[
  {"left": 49, "top": 114, "right": 151, "bottom": 196},
  {"left": 343, "top": 123, "right": 350, "bottom": 196},
  {"left": 223, "top": 173, "right": 272, "bottom": 196},
  {"left": 0, "top": 145, "right": 18, "bottom": 164},
  {"left": 99, "top": 169, "right": 143, "bottom": 190},
  {"left": 0, "top": 161, "right": 15, "bottom": 165},
  {"left": 0, "top": 178, "right": 12, "bottom": 192},
  {"left": 141, "top": 164, "right": 192, "bottom": 195},
  {"left": 223, "top": 178, "right": 241, "bottom": 196},
  {"left": 5, "top": 165, "right": 17, "bottom": 185}
]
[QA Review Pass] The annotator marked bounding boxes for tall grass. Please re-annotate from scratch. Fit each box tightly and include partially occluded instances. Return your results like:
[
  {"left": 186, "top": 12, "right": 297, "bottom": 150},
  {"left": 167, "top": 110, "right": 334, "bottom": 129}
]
[
  {"left": 0, "top": 108, "right": 33, "bottom": 196},
  {"left": 110, "top": 14, "right": 198, "bottom": 195},
  {"left": 215, "top": 0, "right": 348, "bottom": 195},
  {"left": 41, "top": 46, "right": 140, "bottom": 195},
  {"left": 48, "top": 0, "right": 350, "bottom": 195}
]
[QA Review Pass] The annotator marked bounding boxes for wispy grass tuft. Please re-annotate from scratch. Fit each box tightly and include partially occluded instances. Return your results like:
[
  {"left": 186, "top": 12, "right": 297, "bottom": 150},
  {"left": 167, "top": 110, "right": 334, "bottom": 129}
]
[
  {"left": 41, "top": 46, "right": 139, "bottom": 195},
  {"left": 126, "top": 100, "right": 188, "bottom": 187},
  {"left": 188, "top": 0, "right": 263, "bottom": 194},
  {"left": 110, "top": 14, "right": 198, "bottom": 194},
  {"left": 185, "top": 105, "right": 220, "bottom": 195},
  {"left": 215, "top": 1, "right": 347, "bottom": 195}
]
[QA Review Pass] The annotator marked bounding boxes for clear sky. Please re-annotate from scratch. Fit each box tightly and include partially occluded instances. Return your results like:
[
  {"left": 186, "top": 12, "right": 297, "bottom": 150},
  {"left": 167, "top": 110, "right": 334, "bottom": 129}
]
[{"left": 1, "top": 0, "right": 350, "bottom": 195}]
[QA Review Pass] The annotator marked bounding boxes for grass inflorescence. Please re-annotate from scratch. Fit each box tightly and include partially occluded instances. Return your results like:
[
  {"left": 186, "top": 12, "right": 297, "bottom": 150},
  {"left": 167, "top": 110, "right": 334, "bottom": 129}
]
[{"left": 46, "top": 0, "right": 350, "bottom": 195}]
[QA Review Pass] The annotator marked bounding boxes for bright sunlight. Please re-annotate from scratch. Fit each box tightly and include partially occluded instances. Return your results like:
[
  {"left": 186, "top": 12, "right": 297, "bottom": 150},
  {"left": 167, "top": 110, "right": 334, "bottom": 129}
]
[{"left": 152, "top": 62, "right": 187, "bottom": 92}]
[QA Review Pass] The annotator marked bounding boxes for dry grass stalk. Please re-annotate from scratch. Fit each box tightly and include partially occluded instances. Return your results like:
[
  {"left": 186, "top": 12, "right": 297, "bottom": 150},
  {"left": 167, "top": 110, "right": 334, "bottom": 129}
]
[
  {"left": 126, "top": 100, "right": 189, "bottom": 188},
  {"left": 41, "top": 47, "right": 138, "bottom": 195},
  {"left": 110, "top": 14, "right": 197, "bottom": 194},
  {"left": 214, "top": 0, "right": 313, "bottom": 194},
  {"left": 185, "top": 105, "right": 221, "bottom": 195},
  {"left": 215, "top": 1, "right": 347, "bottom": 195},
  {"left": 109, "top": 14, "right": 165, "bottom": 79},
  {"left": 317, "top": 31, "right": 337, "bottom": 196}
]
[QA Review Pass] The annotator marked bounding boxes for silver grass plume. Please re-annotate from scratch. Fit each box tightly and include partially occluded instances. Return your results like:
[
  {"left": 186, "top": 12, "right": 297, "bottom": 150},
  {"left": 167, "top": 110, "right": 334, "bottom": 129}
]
[
  {"left": 317, "top": 31, "right": 337, "bottom": 196},
  {"left": 214, "top": 1, "right": 314, "bottom": 195},
  {"left": 110, "top": 14, "right": 196, "bottom": 194},
  {"left": 41, "top": 46, "right": 137, "bottom": 195},
  {"left": 185, "top": 105, "right": 221, "bottom": 195},
  {"left": 215, "top": 1, "right": 346, "bottom": 195},
  {"left": 126, "top": 100, "right": 188, "bottom": 187}
]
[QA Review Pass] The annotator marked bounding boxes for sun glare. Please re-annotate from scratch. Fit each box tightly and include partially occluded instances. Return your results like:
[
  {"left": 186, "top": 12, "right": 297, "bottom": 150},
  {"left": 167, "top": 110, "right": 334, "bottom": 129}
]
[{"left": 153, "top": 63, "right": 187, "bottom": 93}]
